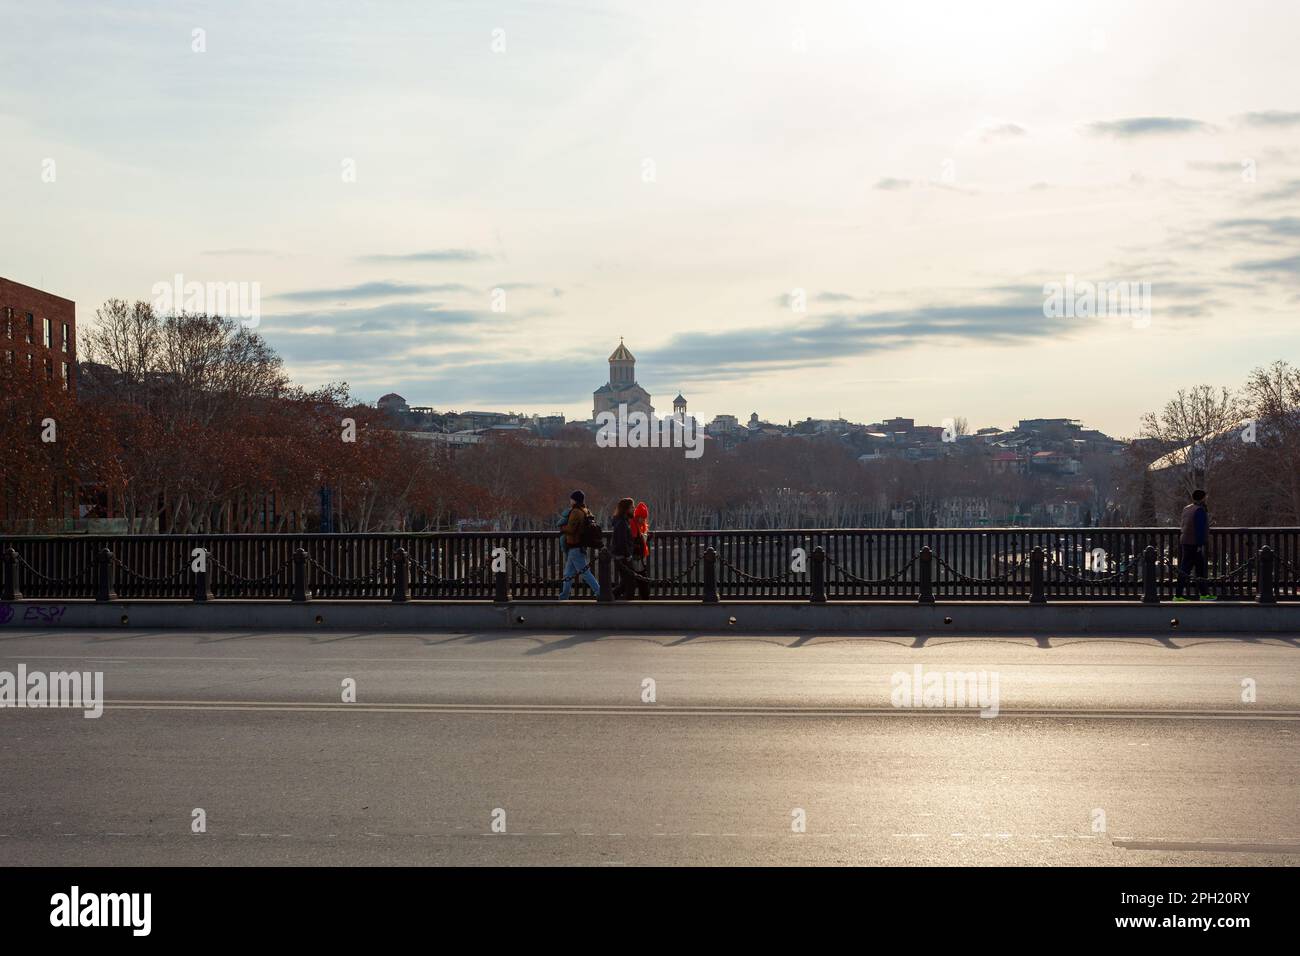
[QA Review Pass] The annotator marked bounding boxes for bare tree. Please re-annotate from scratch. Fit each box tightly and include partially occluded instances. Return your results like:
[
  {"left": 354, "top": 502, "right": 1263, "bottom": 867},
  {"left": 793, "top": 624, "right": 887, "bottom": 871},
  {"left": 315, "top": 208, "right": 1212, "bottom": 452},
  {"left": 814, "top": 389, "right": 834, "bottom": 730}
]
[
  {"left": 82, "top": 299, "right": 159, "bottom": 407},
  {"left": 1139, "top": 385, "right": 1245, "bottom": 498},
  {"left": 1243, "top": 361, "right": 1300, "bottom": 522}
]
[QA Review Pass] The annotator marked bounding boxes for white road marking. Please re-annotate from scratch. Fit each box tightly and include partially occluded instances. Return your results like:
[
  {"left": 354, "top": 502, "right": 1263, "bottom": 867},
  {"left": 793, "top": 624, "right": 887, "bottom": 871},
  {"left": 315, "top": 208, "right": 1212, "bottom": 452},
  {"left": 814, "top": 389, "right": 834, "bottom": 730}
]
[{"left": 75, "top": 700, "right": 1300, "bottom": 721}]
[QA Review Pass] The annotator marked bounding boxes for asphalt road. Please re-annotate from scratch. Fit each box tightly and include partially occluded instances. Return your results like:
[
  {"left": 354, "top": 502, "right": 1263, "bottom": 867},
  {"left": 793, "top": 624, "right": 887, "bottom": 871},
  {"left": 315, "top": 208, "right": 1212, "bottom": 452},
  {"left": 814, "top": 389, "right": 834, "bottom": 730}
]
[{"left": 1, "top": 628, "right": 1297, "bottom": 865}]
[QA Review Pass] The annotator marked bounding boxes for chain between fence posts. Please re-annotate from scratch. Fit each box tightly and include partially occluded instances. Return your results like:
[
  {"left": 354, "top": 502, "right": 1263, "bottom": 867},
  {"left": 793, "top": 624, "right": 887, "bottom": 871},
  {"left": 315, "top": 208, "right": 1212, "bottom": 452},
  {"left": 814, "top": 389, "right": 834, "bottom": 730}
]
[
  {"left": 1257, "top": 546, "right": 1276, "bottom": 605},
  {"left": 810, "top": 547, "right": 827, "bottom": 604},
  {"left": 2, "top": 548, "right": 21, "bottom": 601},
  {"left": 702, "top": 547, "right": 719, "bottom": 604},
  {"left": 918, "top": 546, "right": 934, "bottom": 605},
  {"left": 193, "top": 548, "right": 213, "bottom": 603},
  {"left": 292, "top": 548, "right": 310, "bottom": 603},
  {"left": 597, "top": 548, "right": 613, "bottom": 603},
  {"left": 9, "top": 531, "right": 1299, "bottom": 607},
  {"left": 392, "top": 548, "right": 409, "bottom": 604},
  {"left": 1029, "top": 547, "right": 1046, "bottom": 604},
  {"left": 1142, "top": 546, "right": 1158, "bottom": 604},
  {"left": 95, "top": 547, "right": 117, "bottom": 603}
]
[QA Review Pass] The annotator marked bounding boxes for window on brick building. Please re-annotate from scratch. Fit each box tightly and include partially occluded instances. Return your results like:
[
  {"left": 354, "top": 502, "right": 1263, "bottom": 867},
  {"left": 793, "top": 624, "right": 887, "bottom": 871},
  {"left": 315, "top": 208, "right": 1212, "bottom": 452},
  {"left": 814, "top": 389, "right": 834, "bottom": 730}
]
[
  {"left": 43, "top": 317, "right": 52, "bottom": 348},
  {"left": 3, "top": 306, "right": 11, "bottom": 338},
  {"left": 62, "top": 361, "right": 70, "bottom": 390},
  {"left": 44, "top": 357, "right": 54, "bottom": 380},
  {"left": 62, "top": 322, "right": 71, "bottom": 352},
  {"left": 26, "top": 312, "right": 34, "bottom": 344}
]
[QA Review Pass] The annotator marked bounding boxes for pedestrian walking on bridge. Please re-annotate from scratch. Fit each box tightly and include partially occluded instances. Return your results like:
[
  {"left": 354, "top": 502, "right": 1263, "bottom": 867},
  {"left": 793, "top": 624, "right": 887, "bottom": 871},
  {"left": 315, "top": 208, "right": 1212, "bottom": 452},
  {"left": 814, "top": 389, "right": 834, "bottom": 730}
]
[
  {"left": 1175, "top": 489, "right": 1215, "bottom": 601},
  {"left": 558, "top": 490, "right": 601, "bottom": 600}
]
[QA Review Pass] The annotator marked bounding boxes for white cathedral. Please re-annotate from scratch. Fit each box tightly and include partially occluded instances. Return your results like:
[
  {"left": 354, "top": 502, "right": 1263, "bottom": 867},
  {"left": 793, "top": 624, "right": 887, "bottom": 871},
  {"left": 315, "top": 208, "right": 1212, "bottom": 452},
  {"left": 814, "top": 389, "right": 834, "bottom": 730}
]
[{"left": 592, "top": 339, "right": 688, "bottom": 423}]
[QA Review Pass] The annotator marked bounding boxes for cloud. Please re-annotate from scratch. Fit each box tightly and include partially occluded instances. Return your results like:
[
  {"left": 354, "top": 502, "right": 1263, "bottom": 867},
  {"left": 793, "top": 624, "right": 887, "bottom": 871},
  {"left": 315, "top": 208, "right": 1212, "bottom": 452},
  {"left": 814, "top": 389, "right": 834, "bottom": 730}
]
[
  {"left": 1234, "top": 254, "right": 1300, "bottom": 277},
  {"left": 1085, "top": 117, "right": 1213, "bottom": 138},
  {"left": 490, "top": 282, "right": 564, "bottom": 294},
  {"left": 260, "top": 301, "right": 504, "bottom": 367},
  {"left": 359, "top": 249, "right": 491, "bottom": 263},
  {"left": 271, "top": 331, "right": 480, "bottom": 364},
  {"left": 643, "top": 292, "right": 1068, "bottom": 381},
  {"left": 274, "top": 281, "right": 476, "bottom": 303},
  {"left": 1186, "top": 160, "right": 1245, "bottom": 173},
  {"left": 1216, "top": 217, "right": 1300, "bottom": 243},
  {"left": 1150, "top": 281, "right": 1219, "bottom": 299},
  {"left": 264, "top": 301, "right": 499, "bottom": 333},
  {"left": 1259, "top": 179, "right": 1300, "bottom": 201},
  {"left": 981, "top": 122, "right": 1027, "bottom": 141},
  {"left": 319, "top": 291, "right": 1073, "bottom": 403},
  {"left": 283, "top": 265, "right": 1247, "bottom": 406},
  {"left": 873, "top": 175, "right": 972, "bottom": 195},
  {"left": 774, "top": 290, "right": 860, "bottom": 308},
  {"left": 397, "top": 359, "right": 598, "bottom": 406},
  {"left": 327, "top": 353, "right": 608, "bottom": 407},
  {"left": 1237, "top": 110, "right": 1300, "bottom": 128}
]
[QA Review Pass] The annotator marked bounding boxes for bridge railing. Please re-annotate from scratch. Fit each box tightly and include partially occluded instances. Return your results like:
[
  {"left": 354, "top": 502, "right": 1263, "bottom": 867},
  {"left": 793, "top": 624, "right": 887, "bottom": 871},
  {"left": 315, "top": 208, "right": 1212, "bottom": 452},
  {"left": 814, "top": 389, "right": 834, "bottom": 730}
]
[{"left": 1, "top": 529, "right": 1297, "bottom": 603}]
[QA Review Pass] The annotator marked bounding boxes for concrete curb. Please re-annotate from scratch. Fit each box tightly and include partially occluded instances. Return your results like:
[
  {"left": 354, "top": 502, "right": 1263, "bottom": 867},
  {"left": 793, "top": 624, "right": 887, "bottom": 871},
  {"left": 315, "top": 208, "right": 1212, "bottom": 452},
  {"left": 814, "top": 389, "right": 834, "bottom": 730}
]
[{"left": 3, "top": 599, "right": 1298, "bottom": 633}]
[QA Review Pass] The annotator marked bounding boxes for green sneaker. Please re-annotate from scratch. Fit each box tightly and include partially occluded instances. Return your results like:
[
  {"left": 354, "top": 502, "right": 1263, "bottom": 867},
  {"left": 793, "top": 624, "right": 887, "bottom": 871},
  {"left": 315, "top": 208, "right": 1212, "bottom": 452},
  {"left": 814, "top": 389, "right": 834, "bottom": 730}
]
[
  {"left": 1172, "top": 596, "right": 1193, "bottom": 602},
  {"left": 1200, "top": 594, "right": 1219, "bottom": 602}
]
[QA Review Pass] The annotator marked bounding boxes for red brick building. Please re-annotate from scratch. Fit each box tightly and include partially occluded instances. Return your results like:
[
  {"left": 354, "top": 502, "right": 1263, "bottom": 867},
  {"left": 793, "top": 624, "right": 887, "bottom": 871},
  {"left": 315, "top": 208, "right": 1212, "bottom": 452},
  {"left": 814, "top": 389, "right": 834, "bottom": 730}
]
[{"left": 1, "top": 276, "right": 76, "bottom": 393}]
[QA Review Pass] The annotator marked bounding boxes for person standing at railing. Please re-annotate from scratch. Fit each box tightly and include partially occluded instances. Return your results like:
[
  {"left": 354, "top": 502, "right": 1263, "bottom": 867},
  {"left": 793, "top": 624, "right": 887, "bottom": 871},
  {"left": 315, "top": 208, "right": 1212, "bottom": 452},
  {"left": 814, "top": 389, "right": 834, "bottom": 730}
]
[
  {"left": 629, "top": 501, "right": 651, "bottom": 600},
  {"left": 558, "top": 490, "right": 601, "bottom": 600},
  {"left": 1175, "top": 489, "right": 1214, "bottom": 601},
  {"left": 610, "top": 497, "right": 635, "bottom": 599}
]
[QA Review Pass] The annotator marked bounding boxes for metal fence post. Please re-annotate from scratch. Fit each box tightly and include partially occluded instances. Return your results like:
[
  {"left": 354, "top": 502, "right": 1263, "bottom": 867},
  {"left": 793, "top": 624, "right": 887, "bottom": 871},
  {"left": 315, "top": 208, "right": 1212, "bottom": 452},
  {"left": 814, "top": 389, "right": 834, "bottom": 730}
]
[
  {"left": 1029, "top": 546, "right": 1046, "bottom": 604},
  {"left": 1257, "top": 546, "right": 1276, "bottom": 605},
  {"left": 918, "top": 546, "right": 934, "bottom": 604},
  {"left": 810, "top": 546, "right": 827, "bottom": 604},
  {"left": 96, "top": 546, "right": 117, "bottom": 603},
  {"left": 494, "top": 568, "right": 510, "bottom": 604},
  {"left": 193, "top": 548, "right": 213, "bottom": 603},
  {"left": 2, "top": 547, "right": 21, "bottom": 601},
  {"left": 702, "top": 547, "right": 719, "bottom": 604},
  {"left": 292, "top": 547, "right": 310, "bottom": 603},
  {"left": 597, "top": 548, "right": 613, "bottom": 603},
  {"left": 392, "top": 548, "right": 409, "bottom": 603},
  {"left": 1141, "top": 545, "right": 1158, "bottom": 604}
]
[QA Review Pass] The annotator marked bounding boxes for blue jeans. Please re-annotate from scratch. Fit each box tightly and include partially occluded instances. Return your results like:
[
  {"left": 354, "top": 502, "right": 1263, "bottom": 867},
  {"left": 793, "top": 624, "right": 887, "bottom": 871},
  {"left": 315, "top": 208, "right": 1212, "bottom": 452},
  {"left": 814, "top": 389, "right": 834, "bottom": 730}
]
[{"left": 559, "top": 547, "right": 599, "bottom": 600}]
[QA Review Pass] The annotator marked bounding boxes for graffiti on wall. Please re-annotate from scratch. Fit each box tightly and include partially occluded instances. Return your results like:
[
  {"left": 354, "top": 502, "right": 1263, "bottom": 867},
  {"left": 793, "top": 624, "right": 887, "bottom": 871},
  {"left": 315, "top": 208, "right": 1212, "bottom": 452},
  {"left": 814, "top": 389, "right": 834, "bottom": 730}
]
[{"left": 0, "top": 604, "right": 68, "bottom": 625}]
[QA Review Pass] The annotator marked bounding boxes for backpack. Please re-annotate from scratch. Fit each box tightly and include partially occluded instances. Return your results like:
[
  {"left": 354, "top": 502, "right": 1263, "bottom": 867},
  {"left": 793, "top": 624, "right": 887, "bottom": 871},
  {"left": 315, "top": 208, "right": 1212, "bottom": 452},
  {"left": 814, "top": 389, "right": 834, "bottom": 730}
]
[{"left": 579, "top": 511, "right": 605, "bottom": 549}]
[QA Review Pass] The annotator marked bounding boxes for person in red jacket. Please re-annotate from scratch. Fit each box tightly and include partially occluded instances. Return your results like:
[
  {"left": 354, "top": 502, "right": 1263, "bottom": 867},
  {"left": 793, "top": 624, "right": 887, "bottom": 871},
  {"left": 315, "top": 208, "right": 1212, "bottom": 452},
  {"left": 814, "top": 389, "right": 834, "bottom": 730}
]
[{"left": 626, "top": 501, "right": 651, "bottom": 600}]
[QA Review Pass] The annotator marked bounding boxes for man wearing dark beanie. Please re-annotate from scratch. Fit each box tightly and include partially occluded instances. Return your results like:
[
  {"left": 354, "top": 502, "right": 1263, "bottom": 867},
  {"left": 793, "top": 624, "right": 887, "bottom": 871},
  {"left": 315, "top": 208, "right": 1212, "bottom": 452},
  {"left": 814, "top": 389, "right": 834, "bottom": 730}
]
[{"left": 559, "top": 490, "right": 600, "bottom": 599}]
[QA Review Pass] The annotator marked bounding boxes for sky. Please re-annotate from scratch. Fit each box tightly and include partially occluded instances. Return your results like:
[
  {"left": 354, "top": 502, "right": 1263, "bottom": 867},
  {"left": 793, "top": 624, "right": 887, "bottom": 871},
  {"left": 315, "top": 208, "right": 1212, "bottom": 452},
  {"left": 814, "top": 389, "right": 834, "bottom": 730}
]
[{"left": 2, "top": 0, "right": 1298, "bottom": 438}]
